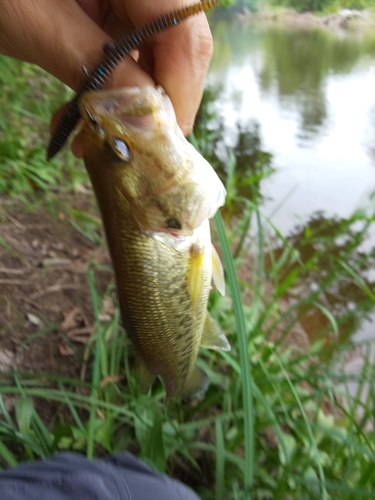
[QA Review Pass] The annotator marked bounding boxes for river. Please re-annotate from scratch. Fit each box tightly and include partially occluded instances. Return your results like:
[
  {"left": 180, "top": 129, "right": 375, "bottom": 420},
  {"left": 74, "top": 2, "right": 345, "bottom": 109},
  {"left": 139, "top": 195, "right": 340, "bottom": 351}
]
[
  {"left": 208, "top": 17, "right": 375, "bottom": 232},
  {"left": 207, "top": 15, "right": 375, "bottom": 378}
]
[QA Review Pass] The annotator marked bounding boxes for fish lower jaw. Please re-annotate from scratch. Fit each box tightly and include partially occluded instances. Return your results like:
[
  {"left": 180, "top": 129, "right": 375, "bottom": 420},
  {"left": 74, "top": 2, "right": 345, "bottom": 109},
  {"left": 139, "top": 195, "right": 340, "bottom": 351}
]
[
  {"left": 152, "top": 219, "right": 209, "bottom": 250},
  {"left": 152, "top": 231, "right": 194, "bottom": 250}
]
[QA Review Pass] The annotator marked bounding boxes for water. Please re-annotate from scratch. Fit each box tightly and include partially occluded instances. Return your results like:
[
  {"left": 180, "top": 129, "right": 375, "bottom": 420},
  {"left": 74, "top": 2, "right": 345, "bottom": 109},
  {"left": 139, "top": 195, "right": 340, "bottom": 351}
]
[
  {"left": 208, "top": 19, "right": 375, "bottom": 234},
  {"left": 207, "top": 17, "right": 375, "bottom": 375}
]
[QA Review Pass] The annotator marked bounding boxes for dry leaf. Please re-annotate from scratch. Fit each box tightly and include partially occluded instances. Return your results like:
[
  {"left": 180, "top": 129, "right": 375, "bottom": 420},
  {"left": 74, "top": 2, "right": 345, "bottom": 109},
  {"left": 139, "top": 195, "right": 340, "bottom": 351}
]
[
  {"left": 42, "top": 258, "right": 72, "bottom": 267},
  {"left": 99, "top": 297, "right": 116, "bottom": 322},
  {"left": 58, "top": 343, "right": 75, "bottom": 356},
  {"left": 60, "top": 307, "right": 89, "bottom": 333},
  {"left": 66, "top": 326, "right": 93, "bottom": 343},
  {"left": 100, "top": 374, "right": 124, "bottom": 388}
]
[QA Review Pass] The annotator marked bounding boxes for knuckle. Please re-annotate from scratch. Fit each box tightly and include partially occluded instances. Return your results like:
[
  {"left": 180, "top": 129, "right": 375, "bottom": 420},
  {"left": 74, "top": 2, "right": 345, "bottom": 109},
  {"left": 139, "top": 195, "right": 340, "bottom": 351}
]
[{"left": 193, "top": 17, "right": 214, "bottom": 65}]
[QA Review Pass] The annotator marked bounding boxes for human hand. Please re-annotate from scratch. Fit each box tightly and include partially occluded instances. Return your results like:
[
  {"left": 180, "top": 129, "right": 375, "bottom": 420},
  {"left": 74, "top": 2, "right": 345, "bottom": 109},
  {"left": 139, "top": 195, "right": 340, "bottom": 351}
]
[{"left": 0, "top": 0, "right": 214, "bottom": 157}]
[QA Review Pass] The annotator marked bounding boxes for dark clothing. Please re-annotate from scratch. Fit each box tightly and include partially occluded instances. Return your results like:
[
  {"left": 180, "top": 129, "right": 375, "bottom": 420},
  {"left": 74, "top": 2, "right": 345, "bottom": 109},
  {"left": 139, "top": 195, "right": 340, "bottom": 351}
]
[{"left": 0, "top": 452, "right": 200, "bottom": 500}]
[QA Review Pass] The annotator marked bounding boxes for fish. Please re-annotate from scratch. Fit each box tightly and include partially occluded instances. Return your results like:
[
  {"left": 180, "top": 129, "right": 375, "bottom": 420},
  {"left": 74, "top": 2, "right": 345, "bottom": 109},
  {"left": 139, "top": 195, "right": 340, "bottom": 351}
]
[{"left": 79, "top": 85, "right": 230, "bottom": 399}]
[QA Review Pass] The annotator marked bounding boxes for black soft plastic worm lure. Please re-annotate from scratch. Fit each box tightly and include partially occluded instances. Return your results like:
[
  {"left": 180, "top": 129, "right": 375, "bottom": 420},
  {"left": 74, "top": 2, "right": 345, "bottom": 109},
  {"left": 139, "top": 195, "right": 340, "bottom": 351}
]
[{"left": 47, "top": 0, "right": 218, "bottom": 160}]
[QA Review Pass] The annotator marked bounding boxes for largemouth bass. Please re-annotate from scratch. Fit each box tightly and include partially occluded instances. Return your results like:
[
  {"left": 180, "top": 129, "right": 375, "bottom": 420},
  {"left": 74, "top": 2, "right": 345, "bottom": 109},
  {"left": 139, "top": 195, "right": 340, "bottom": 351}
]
[{"left": 79, "top": 86, "right": 230, "bottom": 398}]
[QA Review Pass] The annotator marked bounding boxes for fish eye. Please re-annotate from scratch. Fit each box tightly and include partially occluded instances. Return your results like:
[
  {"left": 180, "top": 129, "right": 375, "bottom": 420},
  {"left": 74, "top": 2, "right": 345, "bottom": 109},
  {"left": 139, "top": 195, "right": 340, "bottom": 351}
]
[
  {"left": 104, "top": 137, "right": 132, "bottom": 163},
  {"left": 165, "top": 217, "right": 182, "bottom": 230}
]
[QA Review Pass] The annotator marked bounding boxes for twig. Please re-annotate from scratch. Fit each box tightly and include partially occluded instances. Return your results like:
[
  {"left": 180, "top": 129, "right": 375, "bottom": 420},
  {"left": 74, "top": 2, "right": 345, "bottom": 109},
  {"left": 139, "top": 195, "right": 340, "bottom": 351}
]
[
  {"left": 31, "top": 283, "right": 82, "bottom": 299},
  {"left": 0, "top": 268, "right": 27, "bottom": 274},
  {"left": 19, "top": 297, "right": 44, "bottom": 311},
  {"left": 0, "top": 280, "right": 33, "bottom": 286},
  {"left": 0, "top": 209, "right": 26, "bottom": 231}
]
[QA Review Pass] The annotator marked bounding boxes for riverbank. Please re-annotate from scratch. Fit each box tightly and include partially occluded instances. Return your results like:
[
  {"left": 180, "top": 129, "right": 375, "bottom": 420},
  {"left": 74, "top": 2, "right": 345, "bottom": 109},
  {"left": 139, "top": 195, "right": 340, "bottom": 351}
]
[{"left": 235, "top": 7, "right": 375, "bottom": 30}]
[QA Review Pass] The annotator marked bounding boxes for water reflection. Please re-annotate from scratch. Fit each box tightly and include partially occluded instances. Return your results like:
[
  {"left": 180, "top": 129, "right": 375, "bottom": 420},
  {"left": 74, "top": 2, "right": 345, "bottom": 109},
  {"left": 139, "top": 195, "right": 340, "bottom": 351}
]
[
  {"left": 260, "top": 28, "right": 329, "bottom": 142},
  {"left": 268, "top": 211, "right": 375, "bottom": 357},
  {"left": 258, "top": 27, "right": 375, "bottom": 143},
  {"left": 195, "top": 85, "right": 274, "bottom": 218},
  {"left": 200, "top": 17, "right": 375, "bottom": 358},
  {"left": 208, "top": 17, "right": 375, "bottom": 233}
]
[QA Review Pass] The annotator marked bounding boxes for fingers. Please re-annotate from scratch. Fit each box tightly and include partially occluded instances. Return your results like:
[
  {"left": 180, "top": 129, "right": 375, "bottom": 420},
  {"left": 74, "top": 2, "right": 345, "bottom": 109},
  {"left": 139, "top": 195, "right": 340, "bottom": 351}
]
[
  {"left": 1, "top": 0, "right": 213, "bottom": 157},
  {"left": 153, "top": 14, "right": 214, "bottom": 135},
  {"left": 0, "top": 0, "right": 153, "bottom": 92},
  {"left": 112, "top": 0, "right": 214, "bottom": 135}
]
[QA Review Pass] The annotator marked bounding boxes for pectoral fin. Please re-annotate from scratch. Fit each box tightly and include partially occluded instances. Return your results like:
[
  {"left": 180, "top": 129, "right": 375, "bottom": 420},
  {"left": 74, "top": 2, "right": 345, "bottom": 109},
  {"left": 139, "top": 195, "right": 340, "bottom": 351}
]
[
  {"left": 136, "top": 357, "right": 156, "bottom": 394},
  {"left": 201, "top": 312, "right": 231, "bottom": 352},
  {"left": 182, "top": 366, "right": 209, "bottom": 399},
  {"left": 188, "top": 244, "right": 205, "bottom": 318},
  {"left": 211, "top": 244, "right": 225, "bottom": 296}
]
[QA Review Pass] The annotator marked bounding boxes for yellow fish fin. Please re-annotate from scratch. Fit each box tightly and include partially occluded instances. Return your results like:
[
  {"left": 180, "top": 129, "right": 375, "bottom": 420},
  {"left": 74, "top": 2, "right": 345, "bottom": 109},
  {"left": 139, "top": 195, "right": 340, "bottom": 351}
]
[
  {"left": 211, "top": 244, "right": 225, "bottom": 296},
  {"left": 182, "top": 366, "right": 209, "bottom": 399},
  {"left": 136, "top": 357, "right": 156, "bottom": 394},
  {"left": 200, "top": 312, "right": 231, "bottom": 352},
  {"left": 188, "top": 244, "right": 205, "bottom": 318}
]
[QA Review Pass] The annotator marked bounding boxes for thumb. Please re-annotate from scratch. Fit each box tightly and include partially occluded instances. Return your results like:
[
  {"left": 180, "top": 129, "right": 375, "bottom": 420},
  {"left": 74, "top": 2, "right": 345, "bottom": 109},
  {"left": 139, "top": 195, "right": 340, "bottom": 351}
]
[{"left": 0, "top": 0, "right": 153, "bottom": 91}]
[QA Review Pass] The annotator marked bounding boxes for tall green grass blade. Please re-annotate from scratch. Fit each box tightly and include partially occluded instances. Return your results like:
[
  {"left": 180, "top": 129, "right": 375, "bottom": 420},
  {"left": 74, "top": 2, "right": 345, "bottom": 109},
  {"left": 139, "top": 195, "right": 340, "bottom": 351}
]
[
  {"left": 87, "top": 268, "right": 102, "bottom": 459},
  {"left": 214, "top": 212, "right": 254, "bottom": 497},
  {"left": 215, "top": 419, "right": 225, "bottom": 500},
  {"left": 15, "top": 397, "right": 34, "bottom": 436},
  {"left": 59, "top": 382, "right": 87, "bottom": 437},
  {"left": 251, "top": 383, "right": 290, "bottom": 465},
  {"left": 190, "top": 442, "right": 245, "bottom": 472},
  {"left": 0, "top": 440, "right": 18, "bottom": 468},
  {"left": 30, "top": 409, "right": 54, "bottom": 454},
  {"left": 109, "top": 309, "right": 121, "bottom": 375},
  {"left": 0, "top": 395, "right": 13, "bottom": 427},
  {"left": 338, "top": 258, "right": 375, "bottom": 302},
  {"left": 276, "top": 359, "right": 328, "bottom": 500},
  {"left": 134, "top": 404, "right": 166, "bottom": 472}
]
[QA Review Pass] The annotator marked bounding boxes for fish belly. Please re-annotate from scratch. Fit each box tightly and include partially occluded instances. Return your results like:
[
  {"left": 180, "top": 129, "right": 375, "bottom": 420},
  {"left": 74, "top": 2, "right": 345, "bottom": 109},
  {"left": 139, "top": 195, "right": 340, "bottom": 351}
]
[{"left": 114, "top": 211, "right": 212, "bottom": 397}]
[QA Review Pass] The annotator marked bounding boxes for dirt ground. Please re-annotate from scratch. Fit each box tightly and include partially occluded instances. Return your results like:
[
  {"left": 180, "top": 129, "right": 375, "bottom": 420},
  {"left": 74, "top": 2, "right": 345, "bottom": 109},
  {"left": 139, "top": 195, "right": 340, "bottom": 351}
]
[
  {"left": 0, "top": 193, "right": 114, "bottom": 383},
  {"left": 0, "top": 191, "right": 314, "bottom": 383}
]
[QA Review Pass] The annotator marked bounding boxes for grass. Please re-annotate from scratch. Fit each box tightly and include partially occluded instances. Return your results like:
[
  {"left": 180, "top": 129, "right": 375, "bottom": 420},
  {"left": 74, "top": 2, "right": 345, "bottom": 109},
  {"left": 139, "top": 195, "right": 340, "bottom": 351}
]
[
  {"left": 0, "top": 56, "right": 375, "bottom": 499},
  {"left": 0, "top": 55, "right": 86, "bottom": 198}
]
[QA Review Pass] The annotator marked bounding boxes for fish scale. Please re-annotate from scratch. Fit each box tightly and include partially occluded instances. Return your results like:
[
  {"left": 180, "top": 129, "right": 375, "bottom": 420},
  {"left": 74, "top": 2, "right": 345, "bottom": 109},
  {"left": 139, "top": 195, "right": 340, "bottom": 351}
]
[{"left": 116, "top": 213, "right": 209, "bottom": 395}]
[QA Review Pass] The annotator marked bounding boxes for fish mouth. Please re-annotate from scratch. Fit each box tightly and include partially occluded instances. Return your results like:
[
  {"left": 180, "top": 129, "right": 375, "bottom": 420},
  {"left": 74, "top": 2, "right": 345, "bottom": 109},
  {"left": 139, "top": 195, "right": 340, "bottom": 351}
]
[
  {"left": 152, "top": 220, "right": 208, "bottom": 251},
  {"left": 153, "top": 231, "right": 194, "bottom": 251}
]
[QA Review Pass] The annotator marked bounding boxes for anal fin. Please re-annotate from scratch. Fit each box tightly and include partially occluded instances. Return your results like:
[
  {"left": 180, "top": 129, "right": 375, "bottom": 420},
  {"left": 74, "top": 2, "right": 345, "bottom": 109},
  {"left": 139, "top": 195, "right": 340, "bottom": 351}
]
[
  {"left": 200, "top": 312, "right": 231, "bottom": 352},
  {"left": 136, "top": 357, "right": 156, "bottom": 394},
  {"left": 182, "top": 366, "right": 209, "bottom": 399}
]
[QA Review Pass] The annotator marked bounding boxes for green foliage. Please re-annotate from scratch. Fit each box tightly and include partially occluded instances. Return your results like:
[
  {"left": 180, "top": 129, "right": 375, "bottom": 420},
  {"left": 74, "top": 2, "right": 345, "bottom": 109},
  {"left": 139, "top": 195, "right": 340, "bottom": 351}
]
[
  {"left": 217, "top": 0, "right": 263, "bottom": 13},
  {"left": 0, "top": 55, "right": 86, "bottom": 199},
  {"left": 268, "top": 0, "right": 335, "bottom": 11},
  {"left": 268, "top": 0, "right": 375, "bottom": 11},
  {"left": 1, "top": 57, "right": 375, "bottom": 498}
]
